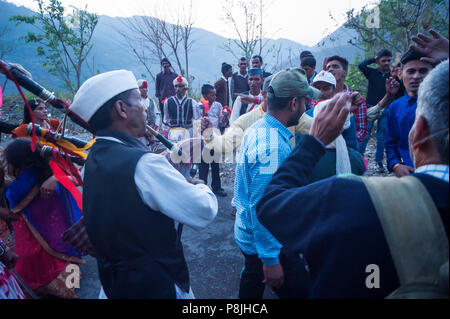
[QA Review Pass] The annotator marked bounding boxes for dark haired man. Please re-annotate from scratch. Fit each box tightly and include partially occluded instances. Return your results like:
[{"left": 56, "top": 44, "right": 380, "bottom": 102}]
[
  {"left": 215, "top": 63, "right": 233, "bottom": 108},
  {"left": 385, "top": 50, "right": 433, "bottom": 177},
  {"left": 301, "top": 56, "right": 317, "bottom": 84},
  {"left": 162, "top": 76, "right": 198, "bottom": 143},
  {"left": 230, "top": 68, "right": 264, "bottom": 123},
  {"left": 358, "top": 49, "right": 393, "bottom": 172},
  {"left": 234, "top": 68, "right": 321, "bottom": 299},
  {"left": 251, "top": 55, "right": 272, "bottom": 78},
  {"left": 326, "top": 55, "right": 368, "bottom": 144},
  {"left": 231, "top": 57, "right": 250, "bottom": 103},
  {"left": 70, "top": 70, "right": 218, "bottom": 299},
  {"left": 257, "top": 57, "right": 449, "bottom": 299},
  {"left": 155, "top": 58, "right": 178, "bottom": 120},
  {"left": 300, "top": 50, "right": 314, "bottom": 62}
]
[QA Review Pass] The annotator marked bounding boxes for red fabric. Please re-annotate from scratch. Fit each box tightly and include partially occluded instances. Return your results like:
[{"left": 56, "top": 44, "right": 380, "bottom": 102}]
[
  {"left": 200, "top": 99, "right": 210, "bottom": 115},
  {"left": 13, "top": 215, "right": 68, "bottom": 290},
  {"left": 49, "top": 160, "right": 83, "bottom": 210}
]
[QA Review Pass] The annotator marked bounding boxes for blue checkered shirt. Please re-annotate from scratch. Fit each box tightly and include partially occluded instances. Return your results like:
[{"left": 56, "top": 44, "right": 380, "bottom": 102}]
[
  {"left": 234, "top": 113, "right": 293, "bottom": 266},
  {"left": 415, "top": 164, "right": 449, "bottom": 183}
]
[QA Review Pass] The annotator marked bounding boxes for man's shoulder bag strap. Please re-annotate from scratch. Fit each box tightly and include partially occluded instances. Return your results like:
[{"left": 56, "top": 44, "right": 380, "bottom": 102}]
[{"left": 359, "top": 175, "right": 448, "bottom": 299}]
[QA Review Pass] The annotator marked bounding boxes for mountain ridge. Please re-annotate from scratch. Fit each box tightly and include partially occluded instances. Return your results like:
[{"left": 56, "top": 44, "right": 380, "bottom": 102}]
[{"left": 0, "top": 0, "right": 361, "bottom": 94}]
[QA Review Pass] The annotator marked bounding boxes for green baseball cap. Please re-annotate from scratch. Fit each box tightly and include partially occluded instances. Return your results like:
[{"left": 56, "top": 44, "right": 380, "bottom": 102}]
[{"left": 269, "top": 68, "right": 321, "bottom": 100}]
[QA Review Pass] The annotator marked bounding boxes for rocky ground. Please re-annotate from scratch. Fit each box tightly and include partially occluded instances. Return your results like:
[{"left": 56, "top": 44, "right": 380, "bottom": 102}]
[{"left": 76, "top": 136, "right": 388, "bottom": 299}]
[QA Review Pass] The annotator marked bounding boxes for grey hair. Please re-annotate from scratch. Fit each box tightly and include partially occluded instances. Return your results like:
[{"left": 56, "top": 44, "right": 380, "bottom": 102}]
[{"left": 417, "top": 59, "right": 449, "bottom": 164}]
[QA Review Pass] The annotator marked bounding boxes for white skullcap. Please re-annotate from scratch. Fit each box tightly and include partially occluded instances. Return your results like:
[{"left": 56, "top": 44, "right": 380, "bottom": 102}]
[
  {"left": 312, "top": 70, "right": 336, "bottom": 87},
  {"left": 70, "top": 70, "right": 138, "bottom": 123},
  {"left": 173, "top": 75, "right": 188, "bottom": 88}
]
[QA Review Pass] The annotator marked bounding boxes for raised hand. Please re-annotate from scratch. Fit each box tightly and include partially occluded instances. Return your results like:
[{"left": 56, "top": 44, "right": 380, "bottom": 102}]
[
  {"left": 310, "top": 93, "right": 352, "bottom": 145},
  {"left": 411, "top": 29, "right": 449, "bottom": 66},
  {"left": 350, "top": 92, "right": 363, "bottom": 113},
  {"left": 385, "top": 77, "right": 400, "bottom": 97},
  {"left": 322, "top": 56, "right": 329, "bottom": 71}
]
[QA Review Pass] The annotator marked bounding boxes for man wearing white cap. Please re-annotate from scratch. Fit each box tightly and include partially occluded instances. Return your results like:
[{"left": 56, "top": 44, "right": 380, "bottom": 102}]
[
  {"left": 70, "top": 70, "right": 218, "bottom": 299},
  {"left": 162, "top": 75, "right": 199, "bottom": 143},
  {"left": 311, "top": 70, "right": 336, "bottom": 106}
]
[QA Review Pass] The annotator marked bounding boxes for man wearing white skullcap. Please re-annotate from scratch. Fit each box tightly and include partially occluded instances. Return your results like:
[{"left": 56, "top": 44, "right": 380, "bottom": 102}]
[
  {"left": 162, "top": 75, "right": 200, "bottom": 143},
  {"left": 71, "top": 70, "right": 218, "bottom": 299}
]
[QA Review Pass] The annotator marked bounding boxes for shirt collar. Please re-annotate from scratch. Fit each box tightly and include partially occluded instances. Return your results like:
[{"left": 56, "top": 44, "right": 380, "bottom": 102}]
[
  {"left": 415, "top": 164, "right": 449, "bottom": 183},
  {"left": 238, "top": 71, "right": 248, "bottom": 78},
  {"left": 221, "top": 76, "right": 229, "bottom": 82},
  {"left": 404, "top": 92, "right": 418, "bottom": 104},
  {"left": 176, "top": 95, "right": 187, "bottom": 104},
  {"left": 263, "top": 113, "right": 293, "bottom": 143}
]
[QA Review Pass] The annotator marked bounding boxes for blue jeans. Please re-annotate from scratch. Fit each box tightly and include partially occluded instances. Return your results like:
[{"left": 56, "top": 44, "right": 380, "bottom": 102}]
[{"left": 358, "top": 109, "right": 387, "bottom": 163}]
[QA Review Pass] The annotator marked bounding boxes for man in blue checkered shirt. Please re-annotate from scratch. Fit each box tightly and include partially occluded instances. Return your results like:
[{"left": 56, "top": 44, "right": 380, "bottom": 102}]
[{"left": 234, "top": 68, "right": 321, "bottom": 298}]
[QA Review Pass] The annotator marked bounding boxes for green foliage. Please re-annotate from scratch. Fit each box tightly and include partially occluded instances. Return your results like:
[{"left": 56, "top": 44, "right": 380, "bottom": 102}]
[
  {"left": 345, "top": 54, "right": 368, "bottom": 94},
  {"left": 10, "top": 0, "right": 98, "bottom": 95},
  {"left": 345, "top": 0, "right": 449, "bottom": 57}
]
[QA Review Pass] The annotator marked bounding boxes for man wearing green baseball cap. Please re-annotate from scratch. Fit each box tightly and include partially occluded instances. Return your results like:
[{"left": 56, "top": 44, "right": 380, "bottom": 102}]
[{"left": 234, "top": 68, "right": 321, "bottom": 299}]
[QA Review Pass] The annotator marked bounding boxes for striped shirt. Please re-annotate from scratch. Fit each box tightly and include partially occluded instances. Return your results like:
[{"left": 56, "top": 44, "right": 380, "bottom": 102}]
[
  {"left": 415, "top": 164, "right": 449, "bottom": 183},
  {"left": 343, "top": 85, "right": 368, "bottom": 142},
  {"left": 234, "top": 113, "right": 293, "bottom": 266}
]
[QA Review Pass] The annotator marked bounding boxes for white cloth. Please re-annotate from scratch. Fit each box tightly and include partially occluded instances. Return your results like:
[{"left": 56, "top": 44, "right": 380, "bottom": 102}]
[
  {"left": 229, "top": 93, "right": 262, "bottom": 124},
  {"left": 313, "top": 100, "right": 352, "bottom": 175},
  {"left": 198, "top": 101, "right": 222, "bottom": 129},
  {"left": 95, "top": 136, "right": 218, "bottom": 231},
  {"left": 135, "top": 152, "right": 218, "bottom": 231}
]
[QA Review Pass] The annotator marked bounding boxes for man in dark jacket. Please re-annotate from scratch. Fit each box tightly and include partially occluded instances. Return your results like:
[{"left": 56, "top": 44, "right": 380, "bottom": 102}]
[
  {"left": 257, "top": 59, "right": 449, "bottom": 298},
  {"left": 214, "top": 63, "right": 233, "bottom": 108},
  {"left": 70, "top": 69, "right": 218, "bottom": 299},
  {"left": 358, "top": 49, "right": 393, "bottom": 172},
  {"left": 155, "top": 58, "right": 178, "bottom": 120}
]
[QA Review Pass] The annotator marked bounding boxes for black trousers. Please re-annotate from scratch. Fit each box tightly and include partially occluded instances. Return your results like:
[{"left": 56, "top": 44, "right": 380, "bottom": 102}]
[
  {"left": 159, "top": 99, "right": 165, "bottom": 121},
  {"left": 199, "top": 154, "right": 221, "bottom": 192},
  {"left": 239, "top": 251, "right": 311, "bottom": 299}
]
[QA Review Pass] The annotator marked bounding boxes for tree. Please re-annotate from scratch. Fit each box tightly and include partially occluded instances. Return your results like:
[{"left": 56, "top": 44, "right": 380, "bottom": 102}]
[
  {"left": 221, "top": 0, "right": 273, "bottom": 61},
  {"left": 11, "top": 0, "right": 98, "bottom": 94},
  {"left": 344, "top": 0, "right": 449, "bottom": 57},
  {"left": 0, "top": 26, "right": 14, "bottom": 60},
  {"left": 117, "top": 0, "right": 195, "bottom": 85}
]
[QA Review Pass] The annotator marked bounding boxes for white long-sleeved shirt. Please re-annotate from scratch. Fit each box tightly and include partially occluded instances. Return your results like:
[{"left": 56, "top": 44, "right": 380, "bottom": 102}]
[
  {"left": 96, "top": 136, "right": 218, "bottom": 231},
  {"left": 229, "top": 93, "right": 263, "bottom": 124}
]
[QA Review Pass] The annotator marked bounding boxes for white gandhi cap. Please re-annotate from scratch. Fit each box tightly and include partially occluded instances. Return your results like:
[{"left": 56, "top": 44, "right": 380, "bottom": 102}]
[
  {"left": 312, "top": 70, "right": 337, "bottom": 87},
  {"left": 70, "top": 70, "right": 139, "bottom": 123}
]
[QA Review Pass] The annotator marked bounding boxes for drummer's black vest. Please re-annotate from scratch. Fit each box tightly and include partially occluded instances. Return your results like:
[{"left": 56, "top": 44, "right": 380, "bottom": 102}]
[
  {"left": 239, "top": 91, "right": 250, "bottom": 116},
  {"left": 83, "top": 129, "right": 189, "bottom": 298},
  {"left": 167, "top": 96, "right": 194, "bottom": 127}
]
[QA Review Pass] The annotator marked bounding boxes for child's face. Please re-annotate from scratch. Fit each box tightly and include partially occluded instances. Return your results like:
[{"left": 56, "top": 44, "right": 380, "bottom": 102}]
[
  {"left": 313, "top": 81, "right": 335, "bottom": 100},
  {"left": 205, "top": 89, "right": 216, "bottom": 103}
]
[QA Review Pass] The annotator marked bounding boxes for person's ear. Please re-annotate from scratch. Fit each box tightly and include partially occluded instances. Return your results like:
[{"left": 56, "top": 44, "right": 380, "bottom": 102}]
[
  {"left": 290, "top": 97, "right": 299, "bottom": 113},
  {"left": 113, "top": 100, "right": 129, "bottom": 120},
  {"left": 412, "top": 115, "right": 431, "bottom": 151},
  {"left": 343, "top": 70, "right": 348, "bottom": 78}
]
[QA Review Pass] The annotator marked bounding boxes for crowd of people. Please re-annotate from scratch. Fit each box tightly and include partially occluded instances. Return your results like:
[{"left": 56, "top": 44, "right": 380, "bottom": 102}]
[{"left": 0, "top": 28, "right": 448, "bottom": 299}]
